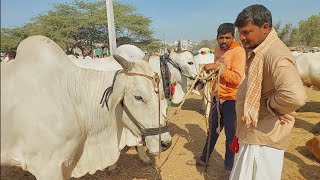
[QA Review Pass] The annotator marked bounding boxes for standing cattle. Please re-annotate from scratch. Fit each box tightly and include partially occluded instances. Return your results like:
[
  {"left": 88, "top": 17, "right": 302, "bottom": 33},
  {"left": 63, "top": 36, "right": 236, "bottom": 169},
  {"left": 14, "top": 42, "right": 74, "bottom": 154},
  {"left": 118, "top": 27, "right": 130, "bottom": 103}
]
[
  {"left": 69, "top": 52, "right": 172, "bottom": 165},
  {"left": 116, "top": 44, "right": 198, "bottom": 105},
  {"left": 1, "top": 35, "right": 171, "bottom": 179},
  {"left": 294, "top": 52, "right": 320, "bottom": 88}
]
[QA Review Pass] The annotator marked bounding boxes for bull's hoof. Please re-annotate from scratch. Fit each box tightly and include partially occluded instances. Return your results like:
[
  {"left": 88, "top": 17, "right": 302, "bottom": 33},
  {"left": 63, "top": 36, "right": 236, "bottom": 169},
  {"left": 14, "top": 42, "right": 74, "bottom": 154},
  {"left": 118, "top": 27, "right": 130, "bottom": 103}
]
[
  {"left": 108, "top": 164, "right": 117, "bottom": 171},
  {"left": 142, "top": 158, "right": 154, "bottom": 166},
  {"left": 107, "top": 165, "right": 121, "bottom": 175}
]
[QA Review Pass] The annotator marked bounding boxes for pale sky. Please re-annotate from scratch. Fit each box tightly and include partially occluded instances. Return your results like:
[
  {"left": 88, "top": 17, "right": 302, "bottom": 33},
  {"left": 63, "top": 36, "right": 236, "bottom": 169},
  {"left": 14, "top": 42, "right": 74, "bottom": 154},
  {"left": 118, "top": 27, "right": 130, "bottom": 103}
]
[{"left": 1, "top": 0, "right": 319, "bottom": 42}]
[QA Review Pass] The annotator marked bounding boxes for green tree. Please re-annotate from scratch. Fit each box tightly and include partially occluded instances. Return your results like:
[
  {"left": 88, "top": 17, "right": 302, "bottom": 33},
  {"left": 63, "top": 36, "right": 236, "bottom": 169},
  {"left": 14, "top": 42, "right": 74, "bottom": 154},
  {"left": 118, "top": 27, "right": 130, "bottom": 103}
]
[
  {"left": 191, "top": 40, "right": 216, "bottom": 52},
  {"left": 1, "top": 0, "right": 155, "bottom": 53},
  {"left": 291, "top": 13, "right": 320, "bottom": 47},
  {"left": 274, "top": 21, "right": 296, "bottom": 46},
  {"left": 1, "top": 27, "right": 31, "bottom": 52}
]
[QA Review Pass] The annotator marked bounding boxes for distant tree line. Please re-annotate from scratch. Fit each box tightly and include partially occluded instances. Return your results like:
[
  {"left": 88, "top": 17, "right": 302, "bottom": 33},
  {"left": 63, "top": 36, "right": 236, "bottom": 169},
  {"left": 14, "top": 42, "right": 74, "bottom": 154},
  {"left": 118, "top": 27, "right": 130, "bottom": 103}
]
[
  {"left": 0, "top": 0, "right": 160, "bottom": 54},
  {"left": 274, "top": 13, "right": 320, "bottom": 47},
  {"left": 1, "top": 1, "right": 319, "bottom": 54},
  {"left": 193, "top": 13, "right": 320, "bottom": 51}
]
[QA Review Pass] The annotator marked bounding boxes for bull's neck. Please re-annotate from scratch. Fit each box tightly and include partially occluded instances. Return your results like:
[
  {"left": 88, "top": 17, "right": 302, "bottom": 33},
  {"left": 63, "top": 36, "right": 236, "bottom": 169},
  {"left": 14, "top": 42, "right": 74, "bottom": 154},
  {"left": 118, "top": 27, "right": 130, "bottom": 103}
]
[
  {"left": 65, "top": 66, "right": 118, "bottom": 135},
  {"left": 64, "top": 66, "right": 126, "bottom": 176}
]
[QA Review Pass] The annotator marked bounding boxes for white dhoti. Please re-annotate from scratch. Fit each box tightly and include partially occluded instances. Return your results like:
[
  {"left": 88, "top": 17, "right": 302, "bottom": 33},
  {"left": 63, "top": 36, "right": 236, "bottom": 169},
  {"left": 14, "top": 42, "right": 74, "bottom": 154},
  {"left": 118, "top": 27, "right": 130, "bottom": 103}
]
[{"left": 229, "top": 140, "right": 284, "bottom": 180}]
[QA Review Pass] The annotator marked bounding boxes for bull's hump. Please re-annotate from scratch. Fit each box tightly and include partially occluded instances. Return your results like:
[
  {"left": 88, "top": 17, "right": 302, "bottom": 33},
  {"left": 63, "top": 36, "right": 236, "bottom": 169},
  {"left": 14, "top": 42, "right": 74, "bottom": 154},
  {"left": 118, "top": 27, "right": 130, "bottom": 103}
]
[{"left": 15, "top": 35, "right": 70, "bottom": 65}]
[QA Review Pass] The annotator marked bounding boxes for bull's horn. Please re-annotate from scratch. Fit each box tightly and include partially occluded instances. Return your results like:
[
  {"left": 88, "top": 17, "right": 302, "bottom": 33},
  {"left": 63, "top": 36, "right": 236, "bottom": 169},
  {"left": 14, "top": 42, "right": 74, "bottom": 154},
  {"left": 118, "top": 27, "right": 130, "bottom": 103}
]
[
  {"left": 177, "top": 41, "right": 182, "bottom": 52},
  {"left": 142, "top": 51, "right": 152, "bottom": 61},
  {"left": 113, "top": 54, "right": 134, "bottom": 71}
]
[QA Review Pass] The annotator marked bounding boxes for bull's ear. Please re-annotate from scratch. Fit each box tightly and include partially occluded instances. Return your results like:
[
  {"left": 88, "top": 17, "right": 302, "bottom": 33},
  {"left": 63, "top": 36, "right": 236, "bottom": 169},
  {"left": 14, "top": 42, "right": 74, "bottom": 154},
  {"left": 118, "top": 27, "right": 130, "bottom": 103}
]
[
  {"left": 142, "top": 51, "right": 152, "bottom": 62},
  {"left": 113, "top": 54, "right": 134, "bottom": 71}
]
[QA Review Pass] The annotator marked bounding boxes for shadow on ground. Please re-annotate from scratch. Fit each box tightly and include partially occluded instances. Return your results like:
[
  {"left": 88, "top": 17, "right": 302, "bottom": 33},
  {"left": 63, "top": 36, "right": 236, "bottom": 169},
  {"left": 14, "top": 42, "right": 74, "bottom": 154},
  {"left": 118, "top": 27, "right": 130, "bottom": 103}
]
[
  {"left": 1, "top": 151, "right": 163, "bottom": 180},
  {"left": 285, "top": 151, "right": 320, "bottom": 180},
  {"left": 294, "top": 117, "right": 316, "bottom": 133},
  {"left": 171, "top": 122, "right": 226, "bottom": 180},
  {"left": 297, "top": 101, "right": 320, "bottom": 113}
]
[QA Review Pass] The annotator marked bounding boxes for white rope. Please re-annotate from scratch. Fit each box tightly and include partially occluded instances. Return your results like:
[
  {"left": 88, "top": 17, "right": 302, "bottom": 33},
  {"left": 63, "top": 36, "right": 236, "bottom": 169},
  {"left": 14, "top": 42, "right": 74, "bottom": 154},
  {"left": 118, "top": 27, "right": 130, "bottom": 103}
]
[{"left": 170, "top": 64, "right": 225, "bottom": 123}]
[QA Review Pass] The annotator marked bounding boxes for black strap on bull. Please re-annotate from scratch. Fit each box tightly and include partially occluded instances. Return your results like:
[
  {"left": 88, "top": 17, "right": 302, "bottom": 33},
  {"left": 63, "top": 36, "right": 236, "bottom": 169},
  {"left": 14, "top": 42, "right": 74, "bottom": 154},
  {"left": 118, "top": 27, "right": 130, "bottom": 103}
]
[
  {"left": 160, "top": 54, "right": 172, "bottom": 100},
  {"left": 100, "top": 69, "right": 123, "bottom": 110},
  {"left": 121, "top": 100, "right": 170, "bottom": 137},
  {"left": 100, "top": 69, "right": 170, "bottom": 137}
]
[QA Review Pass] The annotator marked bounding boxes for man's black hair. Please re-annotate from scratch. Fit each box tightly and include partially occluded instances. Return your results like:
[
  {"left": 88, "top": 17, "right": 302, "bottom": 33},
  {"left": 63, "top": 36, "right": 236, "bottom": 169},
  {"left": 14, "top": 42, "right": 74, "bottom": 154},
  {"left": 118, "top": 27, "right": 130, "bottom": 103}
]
[
  {"left": 235, "top": 4, "right": 272, "bottom": 28},
  {"left": 217, "top": 23, "right": 235, "bottom": 37}
]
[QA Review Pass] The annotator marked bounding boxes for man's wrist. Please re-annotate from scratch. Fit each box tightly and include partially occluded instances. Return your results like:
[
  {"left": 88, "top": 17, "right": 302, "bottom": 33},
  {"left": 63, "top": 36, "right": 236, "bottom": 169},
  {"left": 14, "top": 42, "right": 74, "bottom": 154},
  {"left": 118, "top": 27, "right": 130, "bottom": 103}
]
[{"left": 266, "top": 98, "right": 283, "bottom": 117}]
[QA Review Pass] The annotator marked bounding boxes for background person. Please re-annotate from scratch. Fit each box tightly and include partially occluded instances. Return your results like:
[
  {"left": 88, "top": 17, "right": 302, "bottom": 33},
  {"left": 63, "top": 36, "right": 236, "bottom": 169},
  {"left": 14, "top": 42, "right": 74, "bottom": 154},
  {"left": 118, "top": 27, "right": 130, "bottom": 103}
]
[{"left": 187, "top": 23, "right": 246, "bottom": 177}]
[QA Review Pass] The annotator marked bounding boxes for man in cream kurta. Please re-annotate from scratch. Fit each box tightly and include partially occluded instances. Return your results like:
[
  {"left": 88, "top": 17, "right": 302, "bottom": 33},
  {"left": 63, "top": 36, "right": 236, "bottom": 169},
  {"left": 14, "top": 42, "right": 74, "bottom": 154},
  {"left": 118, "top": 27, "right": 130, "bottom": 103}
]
[{"left": 231, "top": 4, "right": 307, "bottom": 180}]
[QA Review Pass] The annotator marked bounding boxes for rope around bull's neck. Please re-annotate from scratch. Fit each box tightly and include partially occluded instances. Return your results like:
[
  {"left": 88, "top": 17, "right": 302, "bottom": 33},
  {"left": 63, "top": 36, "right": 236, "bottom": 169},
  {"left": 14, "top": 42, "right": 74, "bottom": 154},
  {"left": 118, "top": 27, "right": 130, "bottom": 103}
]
[
  {"left": 100, "top": 69, "right": 123, "bottom": 110},
  {"left": 165, "top": 64, "right": 225, "bottom": 122},
  {"left": 163, "top": 63, "right": 225, "bottom": 171},
  {"left": 157, "top": 64, "right": 224, "bottom": 171}
]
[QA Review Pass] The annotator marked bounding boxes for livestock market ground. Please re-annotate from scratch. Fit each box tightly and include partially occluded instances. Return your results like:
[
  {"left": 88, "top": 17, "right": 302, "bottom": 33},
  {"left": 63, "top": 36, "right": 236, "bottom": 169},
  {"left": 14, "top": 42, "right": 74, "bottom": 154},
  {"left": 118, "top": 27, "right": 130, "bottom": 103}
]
[{"left": 1, "top": 87, "right": 319, "bottom": 180}]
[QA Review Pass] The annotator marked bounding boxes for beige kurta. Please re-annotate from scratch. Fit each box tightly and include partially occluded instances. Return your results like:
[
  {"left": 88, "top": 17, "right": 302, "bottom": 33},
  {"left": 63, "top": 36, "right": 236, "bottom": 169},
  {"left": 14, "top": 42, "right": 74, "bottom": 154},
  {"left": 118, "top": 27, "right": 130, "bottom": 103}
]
[{"left": 236, "top": 34, "right": 307, "bottom": 150}]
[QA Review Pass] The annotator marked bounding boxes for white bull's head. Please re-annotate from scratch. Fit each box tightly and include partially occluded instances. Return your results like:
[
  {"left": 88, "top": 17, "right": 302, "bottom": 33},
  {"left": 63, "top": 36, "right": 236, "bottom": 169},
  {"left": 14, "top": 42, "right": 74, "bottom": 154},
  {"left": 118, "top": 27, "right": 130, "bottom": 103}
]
[
  {"left": 112, "top": 54, "right": 172, "bottom": 153},
  {"left": 169, "top": 50, "right": 197, "bottom": 79}
]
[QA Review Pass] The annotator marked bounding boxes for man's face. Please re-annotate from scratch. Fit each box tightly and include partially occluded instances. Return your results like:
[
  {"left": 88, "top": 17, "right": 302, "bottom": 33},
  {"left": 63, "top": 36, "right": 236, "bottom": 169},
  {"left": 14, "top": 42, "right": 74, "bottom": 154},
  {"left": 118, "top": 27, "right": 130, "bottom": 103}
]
[
  {"left": 217, "top": 32, "right": 234, "bottom": 51},
  {"left": 237, "top": 22, "right": 268, "bottom": 49}
]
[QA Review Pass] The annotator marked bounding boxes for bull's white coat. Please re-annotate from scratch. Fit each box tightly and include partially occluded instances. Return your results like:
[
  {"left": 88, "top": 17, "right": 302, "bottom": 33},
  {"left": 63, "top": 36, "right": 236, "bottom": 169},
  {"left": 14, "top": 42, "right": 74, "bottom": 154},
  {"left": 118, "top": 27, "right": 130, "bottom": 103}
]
[
  {"left": 294, "top": 52, "right": 320, "bottom": 88},
  {"left": 1, "top": 36, "right": 170, "bottom": 179},
  {"left": 69, "top": 51, "right": 172, "bottom": 164}
]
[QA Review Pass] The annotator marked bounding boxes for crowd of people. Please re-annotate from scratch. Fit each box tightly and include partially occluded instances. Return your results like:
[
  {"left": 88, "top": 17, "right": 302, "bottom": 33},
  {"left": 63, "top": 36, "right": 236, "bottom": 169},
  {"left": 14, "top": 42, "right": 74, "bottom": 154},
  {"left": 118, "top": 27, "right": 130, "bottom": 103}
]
[{"left": 0, "top": 51, "right": 16, "bottom": 63}]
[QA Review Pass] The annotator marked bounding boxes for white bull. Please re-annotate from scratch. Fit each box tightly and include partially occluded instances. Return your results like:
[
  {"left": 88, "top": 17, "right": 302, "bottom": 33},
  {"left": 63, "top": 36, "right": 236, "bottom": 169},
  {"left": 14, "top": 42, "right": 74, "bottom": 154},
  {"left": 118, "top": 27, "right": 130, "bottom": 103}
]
[
  {"left": 116, "top": 44, "right": 198, "bottom": 105},
  {"left": 69, "top": 53, "right": 171, "bottom": 165},
  {"left": 1, "top": 35, "right": 171, "bottom": 180},
  {"left": 115, "top": 45, "right": 169, "bottom": 114},
  {"left": 294, "top": 52, "right": 320, "bottom": 88}
]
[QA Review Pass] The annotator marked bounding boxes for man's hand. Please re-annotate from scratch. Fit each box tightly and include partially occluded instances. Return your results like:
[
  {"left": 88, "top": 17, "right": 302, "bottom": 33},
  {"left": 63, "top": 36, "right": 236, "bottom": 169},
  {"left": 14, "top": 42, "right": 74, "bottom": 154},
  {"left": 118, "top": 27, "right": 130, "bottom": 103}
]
[
  {"left": 216, "top": 57, "right": 225, "bottom": 64},
  {"left": 279, "top": 112, "right": 295, "bottom": 124},
  {"left": 203, "top": 63, "right": 218, "bottom": 72}
]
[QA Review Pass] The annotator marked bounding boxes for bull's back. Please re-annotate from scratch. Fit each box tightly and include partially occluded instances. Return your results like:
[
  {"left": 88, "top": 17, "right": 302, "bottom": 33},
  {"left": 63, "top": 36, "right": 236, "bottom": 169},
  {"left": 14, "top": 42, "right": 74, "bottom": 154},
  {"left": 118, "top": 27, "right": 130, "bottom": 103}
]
[
  {"left": 0, "top": 36, "right": 83, "bottom": 168},
  {"left": 295, "top": 53, "right": 320, "bottom": 88}
]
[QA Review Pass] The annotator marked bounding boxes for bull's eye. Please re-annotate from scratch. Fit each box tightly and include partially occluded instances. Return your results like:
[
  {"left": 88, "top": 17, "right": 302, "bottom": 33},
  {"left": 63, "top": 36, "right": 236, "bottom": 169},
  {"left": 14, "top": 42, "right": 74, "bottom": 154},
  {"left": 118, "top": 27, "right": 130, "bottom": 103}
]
[
  {"left": 134, "top": 95, "right": 143, "bottom": 101},
  {"left": 188, "top": 62, "right": 193, "bottom": 65}
]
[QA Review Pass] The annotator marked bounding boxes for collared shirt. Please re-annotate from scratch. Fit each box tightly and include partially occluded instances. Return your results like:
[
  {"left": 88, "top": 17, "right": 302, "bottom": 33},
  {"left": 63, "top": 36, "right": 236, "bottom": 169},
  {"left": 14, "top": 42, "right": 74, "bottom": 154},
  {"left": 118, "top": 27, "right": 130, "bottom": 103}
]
[
  {"left": 213, "top": 41, "right": 246, "bottom": 100},
  {"left": 236, "top": 31, "right": 307, "bottom": 150}
]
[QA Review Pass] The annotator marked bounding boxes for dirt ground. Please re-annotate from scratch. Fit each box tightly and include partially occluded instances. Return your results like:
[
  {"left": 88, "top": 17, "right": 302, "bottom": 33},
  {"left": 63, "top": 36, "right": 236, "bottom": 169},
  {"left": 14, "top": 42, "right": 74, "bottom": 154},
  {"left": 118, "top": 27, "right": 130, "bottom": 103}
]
[{"left": 1, "top": 87, "right": 319, "bottom": 180}]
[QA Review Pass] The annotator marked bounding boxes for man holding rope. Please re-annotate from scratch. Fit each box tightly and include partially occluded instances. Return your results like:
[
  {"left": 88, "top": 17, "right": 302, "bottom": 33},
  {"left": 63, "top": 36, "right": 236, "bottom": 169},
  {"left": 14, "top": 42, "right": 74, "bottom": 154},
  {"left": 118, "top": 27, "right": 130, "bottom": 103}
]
[
  {"left": 230, "top": 4, "right": 307, "bottom": 180},
  {"left": 187, "top": 23, "right": 245, "bottom": 177}
]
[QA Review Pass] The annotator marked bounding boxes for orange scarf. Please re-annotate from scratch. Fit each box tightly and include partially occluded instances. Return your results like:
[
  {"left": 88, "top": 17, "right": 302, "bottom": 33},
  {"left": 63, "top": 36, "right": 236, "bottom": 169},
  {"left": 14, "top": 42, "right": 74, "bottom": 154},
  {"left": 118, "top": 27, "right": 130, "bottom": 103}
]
[
  {"left": 214, "top": 41, "right": 242, "bottom": 59},
  {"left": 229, "top": 41, "right": 242, "bottom": 50}
]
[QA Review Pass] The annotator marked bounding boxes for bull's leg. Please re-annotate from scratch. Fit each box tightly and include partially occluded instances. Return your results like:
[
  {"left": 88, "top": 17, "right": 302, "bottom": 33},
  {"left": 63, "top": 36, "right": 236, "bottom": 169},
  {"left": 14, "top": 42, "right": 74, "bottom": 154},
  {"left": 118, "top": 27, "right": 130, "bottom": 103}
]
[
  {"left": 136, "top": 145, "right": 152, "bottom": 165},
  {"left": 32, "top": 163, "right": 65, "bottom": 180},
  {"left": 200, "top": 96, "right": 207, "bottom": 111},
  {"left": 31, "top": 139, "right": 83, "bottom": 180},
  {"left": 108, "top": 164, "right": 117, "bottom": 171}
]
